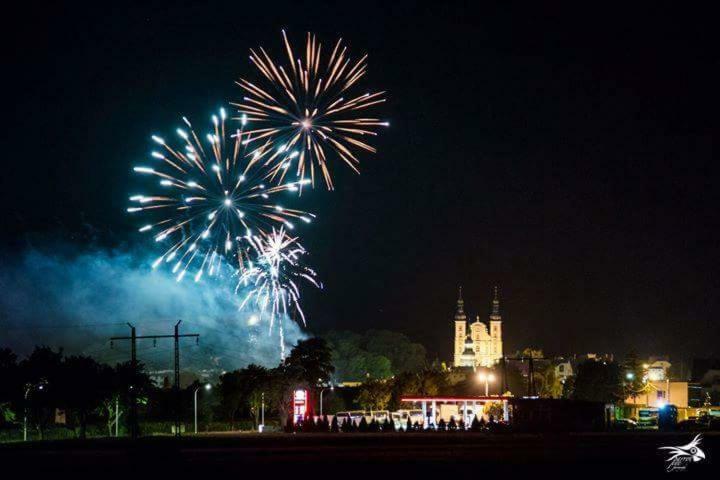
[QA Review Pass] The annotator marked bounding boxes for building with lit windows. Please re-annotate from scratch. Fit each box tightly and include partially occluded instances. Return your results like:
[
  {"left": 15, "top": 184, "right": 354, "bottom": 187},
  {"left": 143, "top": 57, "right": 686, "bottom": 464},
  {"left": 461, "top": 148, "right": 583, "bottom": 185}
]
[{"left": 453, "top": 286, "right": 503, "bottom": 368}]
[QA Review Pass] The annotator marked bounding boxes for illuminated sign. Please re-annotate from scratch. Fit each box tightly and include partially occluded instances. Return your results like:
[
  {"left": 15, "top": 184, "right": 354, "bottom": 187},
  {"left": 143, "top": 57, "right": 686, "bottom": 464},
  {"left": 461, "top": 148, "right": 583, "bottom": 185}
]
[{"left": 293, "top": 389, "right": 308, "bottom": 422}]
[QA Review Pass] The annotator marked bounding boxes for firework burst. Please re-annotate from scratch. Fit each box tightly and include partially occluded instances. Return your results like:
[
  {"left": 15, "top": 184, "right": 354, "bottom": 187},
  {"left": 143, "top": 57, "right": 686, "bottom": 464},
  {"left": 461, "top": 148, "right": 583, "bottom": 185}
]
[
  {"left": 238, "top": 227, "right": 321, "bottom": 356},
  {"left": 232, "top": 30, "right": 389, "bottom": 190},
  {"left": 128, "top": 108, "right": 314, "bottom": 282}
]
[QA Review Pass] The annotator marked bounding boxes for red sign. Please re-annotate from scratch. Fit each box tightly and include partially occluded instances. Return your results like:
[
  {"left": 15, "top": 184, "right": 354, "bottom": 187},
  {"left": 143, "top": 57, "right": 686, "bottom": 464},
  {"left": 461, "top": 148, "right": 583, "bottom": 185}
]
[{"left": 293, "top": 389, "right": 308, "bottom": 422}]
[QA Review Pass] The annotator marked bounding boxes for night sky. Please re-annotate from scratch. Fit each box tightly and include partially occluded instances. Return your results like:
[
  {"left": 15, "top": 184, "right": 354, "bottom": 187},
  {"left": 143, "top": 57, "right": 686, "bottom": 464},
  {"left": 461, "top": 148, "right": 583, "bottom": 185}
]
[{"left": 3, "top": 2, "right": 718, "bottom": 362}]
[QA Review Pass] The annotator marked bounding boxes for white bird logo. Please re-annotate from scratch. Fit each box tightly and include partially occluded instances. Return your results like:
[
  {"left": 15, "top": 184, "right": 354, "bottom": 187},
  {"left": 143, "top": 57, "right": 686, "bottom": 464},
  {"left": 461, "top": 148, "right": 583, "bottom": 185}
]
[{"left": 659, "top": 434, "right": 705, "bottom": 471}]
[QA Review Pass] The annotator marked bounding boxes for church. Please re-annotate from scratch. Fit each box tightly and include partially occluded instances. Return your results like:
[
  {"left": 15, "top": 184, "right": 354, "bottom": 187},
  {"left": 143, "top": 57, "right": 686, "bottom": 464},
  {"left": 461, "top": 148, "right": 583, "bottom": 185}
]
[{"left": 453, "top": 286, "right": 503, "bottom": 368}]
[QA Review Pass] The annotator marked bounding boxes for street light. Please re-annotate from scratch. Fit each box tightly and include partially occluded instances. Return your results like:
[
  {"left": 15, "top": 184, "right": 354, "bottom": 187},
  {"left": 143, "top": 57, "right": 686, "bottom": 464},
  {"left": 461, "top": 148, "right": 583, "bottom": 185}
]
[
  {"left": 319, "top": 384, "right": 334, "bottom": 417},
  {"left": 23, "top": 381, "right": 46, "bottom": 442},
  {"left": 477, "top": 372, "right": 496, "bottom": 396},
  {"left": 259, "top": 392, "right": 265, "bottom": 432},
  {"left": 194, "top": 383, "right": 212, "bottom": 434},
  {"left": 626, "top": 372, "right": 635, "bottom": 380}
]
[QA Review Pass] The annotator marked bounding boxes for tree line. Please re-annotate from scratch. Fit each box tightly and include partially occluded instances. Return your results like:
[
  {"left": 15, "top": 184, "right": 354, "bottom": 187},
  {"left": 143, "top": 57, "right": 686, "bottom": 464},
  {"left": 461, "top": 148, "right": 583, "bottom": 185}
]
[{"left": 1, "top": 334, "right": 641, "bottom": 440}]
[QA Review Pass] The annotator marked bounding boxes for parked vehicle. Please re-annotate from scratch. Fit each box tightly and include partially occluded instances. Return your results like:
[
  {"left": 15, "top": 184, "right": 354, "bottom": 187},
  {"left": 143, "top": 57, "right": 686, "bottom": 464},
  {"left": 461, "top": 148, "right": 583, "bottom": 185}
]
[
  {"left": 637, "top": 408, "right": 658, "bottom": 428},
  {"left": 364, "top": 410, "right": 390, "bottom": 424},
  {"left": 334, "top": 411, "right": 365, "bottom": 426},
  {"left": 611, "top": 418, "right": 637, "bottom": 430}
]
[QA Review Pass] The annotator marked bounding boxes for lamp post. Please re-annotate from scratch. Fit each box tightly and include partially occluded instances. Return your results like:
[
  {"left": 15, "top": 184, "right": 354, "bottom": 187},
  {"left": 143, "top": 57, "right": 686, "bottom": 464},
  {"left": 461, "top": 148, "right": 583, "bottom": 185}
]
[
  {"left": 319, "top": 385, "right": 334, "bottom": 417},
  {"left": 260, "top": 392, "right": 265, "bottom": 432},
  {"left": 23, "top": 384, "right": 31, "bottom": 442},
  {"left": 193, "top": 383, "right": 212, "bottom": 434},
  {"left": 477, "top": 372, "right": 496, "bottom": 396},
  {"left": 23, "top": 381, "right": 46, "bottom": 442}
]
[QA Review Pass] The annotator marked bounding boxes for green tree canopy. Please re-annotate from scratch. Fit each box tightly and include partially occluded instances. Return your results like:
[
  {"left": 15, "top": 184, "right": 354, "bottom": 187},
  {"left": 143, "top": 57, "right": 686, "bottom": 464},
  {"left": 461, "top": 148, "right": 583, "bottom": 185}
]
[
  {"left": 283, "top": 338, "right": 335, "bottom": 386},
  {"left": 323, "top": 330, "right": 427, "bottom": 382},
  {"left": 356, "top": 379, "right": 392, "bottom": 411}
]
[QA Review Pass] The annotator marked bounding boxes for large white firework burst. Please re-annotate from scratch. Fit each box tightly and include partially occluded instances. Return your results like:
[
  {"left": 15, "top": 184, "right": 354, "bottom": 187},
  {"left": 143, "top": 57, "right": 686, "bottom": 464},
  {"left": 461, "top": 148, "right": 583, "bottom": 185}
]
[{"left": 128, "top": 108, "right": 314, "bottom": 282}]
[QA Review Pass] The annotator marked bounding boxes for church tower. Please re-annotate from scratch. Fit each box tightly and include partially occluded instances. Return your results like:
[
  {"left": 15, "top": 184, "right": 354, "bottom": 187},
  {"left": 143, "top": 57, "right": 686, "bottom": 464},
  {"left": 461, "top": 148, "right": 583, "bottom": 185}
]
[
  {"left": 489, "top": 286, "right": 503, "bottom": 360},
  {"left": 453, "top": 287, "right": 467, "bottom": 367}
]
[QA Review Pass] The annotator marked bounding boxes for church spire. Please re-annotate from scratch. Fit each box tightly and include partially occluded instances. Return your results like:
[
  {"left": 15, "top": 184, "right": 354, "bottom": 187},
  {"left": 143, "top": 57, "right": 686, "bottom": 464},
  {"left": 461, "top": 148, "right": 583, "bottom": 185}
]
[
  {"left": 491, "top": 285, "right": 500, "bottom": 317},
  {"left": 454, "top": 286, "right": 467, "bottom": 321}
]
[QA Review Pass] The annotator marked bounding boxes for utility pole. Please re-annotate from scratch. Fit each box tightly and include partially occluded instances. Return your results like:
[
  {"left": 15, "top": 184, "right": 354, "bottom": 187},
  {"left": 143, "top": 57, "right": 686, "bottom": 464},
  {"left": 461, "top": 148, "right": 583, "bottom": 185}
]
[
  {"left": 129, "top": 324, "right": 137, "bottom": 438},
  {"left": 504, "top": 356, "right": 547, "bottom": 398},
  {"left": 528, "top": 357, "right": 535, "bottom": 397},
  {"left": 110, "top": 321, "right": 199, "bottom": 439},
  {"left": 500, "top": 357, "right": 508, "bottom": 394},
  {"left": 115, "top": 396, "right": 119, "bottom": 437}
]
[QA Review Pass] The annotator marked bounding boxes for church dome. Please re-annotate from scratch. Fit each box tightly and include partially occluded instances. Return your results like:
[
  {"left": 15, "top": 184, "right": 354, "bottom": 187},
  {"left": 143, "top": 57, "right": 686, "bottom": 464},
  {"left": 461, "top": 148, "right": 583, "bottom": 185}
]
[{"left": 462, "top": 335, "right": 474, "bottom": 355}]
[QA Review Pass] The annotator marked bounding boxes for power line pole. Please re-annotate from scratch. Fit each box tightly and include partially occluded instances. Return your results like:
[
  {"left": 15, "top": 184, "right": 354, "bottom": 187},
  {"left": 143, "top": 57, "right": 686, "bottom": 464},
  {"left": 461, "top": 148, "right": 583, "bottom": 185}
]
[
  {"left": 504, "top": 356, "right": 547, "bottom": 398},
  {"left": 110, "top": 321, "right": 199, "bottom": 439},
  {"left": 175, "top": 320, "right": 181, "bottom": 436}
]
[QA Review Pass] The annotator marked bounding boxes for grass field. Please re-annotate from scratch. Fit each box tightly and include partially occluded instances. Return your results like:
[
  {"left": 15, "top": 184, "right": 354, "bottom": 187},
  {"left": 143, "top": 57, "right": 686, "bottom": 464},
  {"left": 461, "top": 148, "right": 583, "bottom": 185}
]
[{"left": 1, "top": 431, "right": 717, "bottom": 477}]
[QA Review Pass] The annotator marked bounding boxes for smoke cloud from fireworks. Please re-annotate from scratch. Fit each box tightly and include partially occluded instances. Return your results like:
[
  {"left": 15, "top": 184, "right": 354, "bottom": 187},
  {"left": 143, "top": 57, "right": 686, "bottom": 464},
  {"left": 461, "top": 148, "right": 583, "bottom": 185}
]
[{"left": 0, "top": 245, "right": 305, "bottom": 371}]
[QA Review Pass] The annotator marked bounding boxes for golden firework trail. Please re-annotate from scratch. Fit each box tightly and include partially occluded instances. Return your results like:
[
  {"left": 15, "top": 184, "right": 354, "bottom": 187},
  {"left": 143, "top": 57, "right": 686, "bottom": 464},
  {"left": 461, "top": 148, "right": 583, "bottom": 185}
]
[
  {"left": 128, "top": 108, "right": 314, "bottom": 283},
  {"left": 232, "top": 30, "right": 389, "bottom": 190}
]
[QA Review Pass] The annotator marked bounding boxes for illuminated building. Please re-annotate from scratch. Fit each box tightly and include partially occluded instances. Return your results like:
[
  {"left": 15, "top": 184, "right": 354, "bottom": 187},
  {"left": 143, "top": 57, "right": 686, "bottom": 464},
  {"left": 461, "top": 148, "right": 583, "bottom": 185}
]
[
  {"left": 625, "top": 381, "right": 689, "bottom": 409},
  {"left": 453, "top": 286, "right": 503, "bottom": 368}
]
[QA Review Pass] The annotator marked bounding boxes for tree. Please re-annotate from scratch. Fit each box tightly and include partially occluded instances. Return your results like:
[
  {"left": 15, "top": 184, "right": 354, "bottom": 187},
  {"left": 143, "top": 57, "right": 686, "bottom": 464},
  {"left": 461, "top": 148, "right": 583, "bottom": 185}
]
[
  {"left": 383, "top": 417, "right": 395, "bottom": 432},
  {"left": 471, "top": 415, "right": 482, "bottom": 431},
  {"left": 19, "top": 346, "right": 64, "bottom": 439},
  {"left": 388, "top": 371, "right": 419, "bottom": 411},
  {"left": 486, "top": 402, "right": 504, "bottom": 420},
  {"left": 520, "top": 347, "right": 544, "bottom": 359},
  {"left": 284, "top": 338, "right": 335, "bottom": 386},
  {"left": 416, "top": 368, "right": 447, "bottom": 396},
  {"left": 368, "top": 418, "right": 379, "bottom": 432},
  {"left": 535, "top": 363, "right": 562, "bottom": 398},
  {"left": 242, "top": 365, "right": 271, "bottom": 429},
  {"left": 571, "top": 360, "right": 624, "bottom": 404},
  {"left": 217, "top": 370, "right": 244, "bottom": 428},
  {"left": 323, "top": 330, "right": 427, "bottom": 382},
  {"left": 363, "top": 330, "right": 427, "bottom": 374},
  {"left": 284, "top": 415, "right": 294, "bottom": 433},
  {"left": 58, "top": 355, "right": 111, "bottom": 439},
  {"left": 0, "top": 348, "right": 20, "bottom": 425},
  {"left": 622, "top": 352, "right": 648, "bottom": 401},
  {"left": 358, "top": 416, "right": 368, "bottom": 432},
  {"left": 217, "top": 364, "right": 271, "bottom": 429},
  {"left": 357, "top": 379, "right": 391, "bottom": 411},
  {"left": 110, "top": 360, "right": 153, "bottom": 436},
  {"left": 561, "top": 375, "right": 575, "bottom": 399},
  {"left": 504, "top": 363, "right": 526, "bottom": 397}
]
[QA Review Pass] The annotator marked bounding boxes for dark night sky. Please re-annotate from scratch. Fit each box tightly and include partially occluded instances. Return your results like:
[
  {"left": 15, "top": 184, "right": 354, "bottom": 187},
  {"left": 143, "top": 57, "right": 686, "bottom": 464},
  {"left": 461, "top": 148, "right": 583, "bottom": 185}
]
[{"left": 3, "top": 2, "right": 719, "bottom": 362}]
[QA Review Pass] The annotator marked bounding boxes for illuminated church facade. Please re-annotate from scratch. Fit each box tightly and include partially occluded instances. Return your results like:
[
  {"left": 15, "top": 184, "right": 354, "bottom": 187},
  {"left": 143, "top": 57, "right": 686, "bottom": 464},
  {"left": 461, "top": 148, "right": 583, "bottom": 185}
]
[{"left": 453, "top": 286, "right": 503, "bottom": 368}]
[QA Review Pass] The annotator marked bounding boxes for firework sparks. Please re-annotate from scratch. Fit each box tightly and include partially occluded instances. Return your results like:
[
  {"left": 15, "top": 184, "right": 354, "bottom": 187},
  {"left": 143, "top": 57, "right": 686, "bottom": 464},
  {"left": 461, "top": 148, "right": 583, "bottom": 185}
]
[
  {"left": 237, "top": 227, "right": 321, "bottom": 356},
  {"left": 232, "top": 30, "right": 389, "bottom": 190},
  {"left": 128, "top": 108, "right": 314, "bottom": 282}
]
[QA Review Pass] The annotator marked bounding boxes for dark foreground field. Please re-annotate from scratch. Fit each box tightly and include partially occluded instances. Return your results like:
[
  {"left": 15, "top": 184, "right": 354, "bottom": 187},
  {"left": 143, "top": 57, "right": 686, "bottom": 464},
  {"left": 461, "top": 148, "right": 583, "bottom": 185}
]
[{"left": 1, "top": 432, "right": 717, "bottom": 478}]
